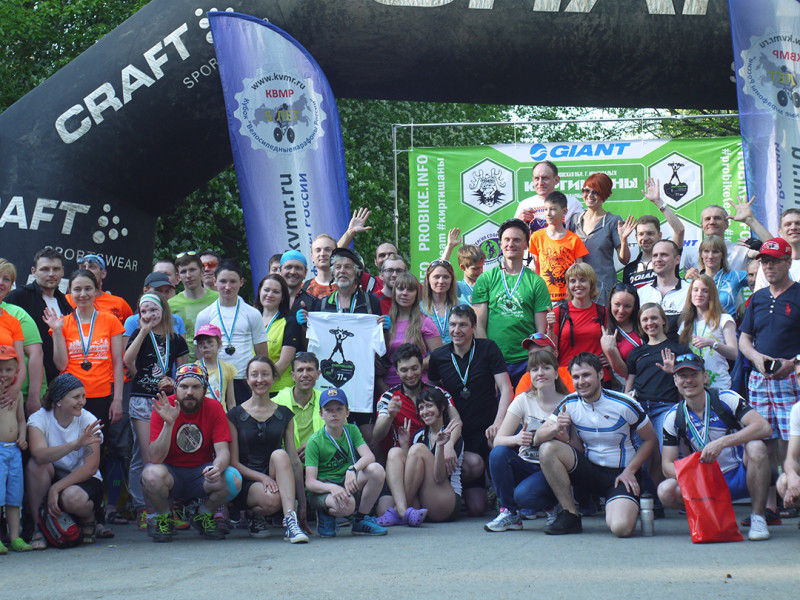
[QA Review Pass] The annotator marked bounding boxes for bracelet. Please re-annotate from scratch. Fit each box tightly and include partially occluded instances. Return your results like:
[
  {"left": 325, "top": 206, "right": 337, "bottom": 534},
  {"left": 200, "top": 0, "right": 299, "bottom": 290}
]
[{"left": 347, "top": 466, "right": 356, "bottom": 473}]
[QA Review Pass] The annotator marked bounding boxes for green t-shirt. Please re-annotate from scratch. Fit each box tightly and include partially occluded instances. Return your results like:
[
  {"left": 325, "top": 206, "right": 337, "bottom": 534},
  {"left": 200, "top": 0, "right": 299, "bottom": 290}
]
[
  {"left": 304, "top": 423, "right": 365, "bottom": 482},
  {"left": 472, "top": 267, "right": 551, "bottom": 363},
  {"left": 168, "top": 289, "right": 219, "bottom": 361},
  {"left": 2, "top": 302, "right": 43, "bottom": 397},
  {"left": 273, "top": 387, "right": 324, "bottom": 451}
]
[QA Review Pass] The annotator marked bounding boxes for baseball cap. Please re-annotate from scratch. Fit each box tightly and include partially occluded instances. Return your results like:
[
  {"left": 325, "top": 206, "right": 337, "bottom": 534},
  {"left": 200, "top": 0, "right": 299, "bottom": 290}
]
[
  {"left": 79, "top": 253, "right": 106, "bottom": 270},
  {"left": 522, "top": 332, "right": 557, "bottom": 352},
  {"left": 320, "top": 388, "right": 348, "bottom": 408},
  {"left": 674, "top": 353, "right": 704, "bottom": 373},
  {"left": 756, "top": 237, "right": 792, "bottom": 260},
  {"left": 194, "top": 323, "right": 222, "bottom": 341},
  {"left": 0, "top": 345, "right": 19, "bottom": 361},
  {"left": 330, "top": 247, "right": 364, "bottom": 271},
  {"left": 144, "top": 272, "right": 174, "bottom": 289}
]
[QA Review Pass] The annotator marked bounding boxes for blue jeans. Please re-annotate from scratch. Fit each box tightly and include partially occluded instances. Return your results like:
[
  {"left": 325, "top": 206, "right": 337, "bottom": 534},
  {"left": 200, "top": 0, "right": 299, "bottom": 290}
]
[{"left": 489, "top": 445, "right": 555, "bottom": 511}]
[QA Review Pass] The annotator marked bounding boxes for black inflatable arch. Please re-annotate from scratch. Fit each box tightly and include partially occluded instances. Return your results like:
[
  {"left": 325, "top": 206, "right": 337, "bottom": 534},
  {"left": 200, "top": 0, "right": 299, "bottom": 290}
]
[{"left": 0, "top": 0, "right": 736, "bottom": 300}]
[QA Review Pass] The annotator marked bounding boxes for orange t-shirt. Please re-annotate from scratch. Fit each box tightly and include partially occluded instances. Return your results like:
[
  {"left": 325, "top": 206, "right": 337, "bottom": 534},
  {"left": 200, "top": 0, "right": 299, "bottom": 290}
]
[
  {"left": 59, "top": 312, "right": 125, "bottom": 398},
  {"left": 66, "top": 291, "right": 133, "bottom": 326},
  {"left": 528, "top": 229, "right": 589, "bottom": 303},
  {"left": 0, "top": 309, "right": 24, "bottom": 347}
]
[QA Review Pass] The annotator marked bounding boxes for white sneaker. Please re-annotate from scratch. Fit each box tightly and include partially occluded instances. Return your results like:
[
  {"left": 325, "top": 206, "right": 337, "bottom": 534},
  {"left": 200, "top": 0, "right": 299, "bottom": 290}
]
[
  {"left": 484, "top": 508, "right": 523, "bottom": 532},
  {"left": 545, "top": 503, "right": 562, "bottom": 527},
  {"left": 748, "top": 513, "right": 770, "bottom": 541}
]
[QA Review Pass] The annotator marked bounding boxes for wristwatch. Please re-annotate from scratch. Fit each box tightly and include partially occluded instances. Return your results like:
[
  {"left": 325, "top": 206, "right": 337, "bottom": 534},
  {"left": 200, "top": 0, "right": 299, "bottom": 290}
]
[{"left": 712, "top": 341, "right": 719, "bottom": 350}]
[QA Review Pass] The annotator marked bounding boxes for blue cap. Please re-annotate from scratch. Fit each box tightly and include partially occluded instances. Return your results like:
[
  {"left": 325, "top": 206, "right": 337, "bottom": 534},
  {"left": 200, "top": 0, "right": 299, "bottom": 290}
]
[
  {"left": 79, "top": 253, "right": 106, "bottom": 270},
  {"left": 280, "top": 250, "right": 307, "bottom": 268},
  {"left": 319, "top": 388, "right": 348, "bottom": 408}
]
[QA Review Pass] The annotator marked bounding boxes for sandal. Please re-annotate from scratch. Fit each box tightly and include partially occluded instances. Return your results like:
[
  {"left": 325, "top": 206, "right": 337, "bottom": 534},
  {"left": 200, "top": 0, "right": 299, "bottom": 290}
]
[
  {"left": 404, "top": 507, "right": 428, "bottom": 527},
  {"left": 376, "top": 507, "right": 405, "bottom": 527},
  {"left": 30, "top": 531, "right": 47, "bottom": 551},
  {"left": 106, "top": 511, "right": 128, "bottom": 525},
  {"left": 95, "top": 523, "right": 114, "bottom": 539},
  {"left": 80, "top": 520, "right": 97, "bottom": 544}
]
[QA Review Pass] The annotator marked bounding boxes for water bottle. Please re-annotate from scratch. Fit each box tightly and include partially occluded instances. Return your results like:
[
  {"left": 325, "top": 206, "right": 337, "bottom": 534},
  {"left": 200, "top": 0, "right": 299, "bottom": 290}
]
[{"left": 640, "top": 492, "right": 655, "bottom": 537}]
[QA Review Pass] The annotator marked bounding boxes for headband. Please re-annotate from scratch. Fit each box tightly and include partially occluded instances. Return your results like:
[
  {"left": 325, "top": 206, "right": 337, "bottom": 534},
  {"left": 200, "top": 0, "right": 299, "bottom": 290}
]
[
  {"left": 176, "top": 363, "right": 208, "bottom": 390},
  {"left": 50, "top": 373, "right": 84, "bottom": 407},
  {"left": 139, "top": 293, "right": 163, "bottom": 309},
  {"left": 280, "top": 250, "right": 307, "bottom": 267}
]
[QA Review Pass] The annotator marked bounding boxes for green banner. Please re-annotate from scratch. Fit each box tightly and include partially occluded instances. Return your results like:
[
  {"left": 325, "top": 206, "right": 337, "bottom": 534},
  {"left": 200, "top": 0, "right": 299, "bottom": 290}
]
[{"left": 409, "top": 137, "right": 746, "bottom": 279}]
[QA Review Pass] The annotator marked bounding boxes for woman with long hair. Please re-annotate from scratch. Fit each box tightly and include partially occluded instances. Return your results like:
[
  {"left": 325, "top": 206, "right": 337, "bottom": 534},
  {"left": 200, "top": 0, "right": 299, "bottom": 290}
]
[
  {"left": 695, "top": 235, "right": 748, "bottom": 317},
  {"left": 546, "top": 262, "right": 612, "bottom": 392},
  {"left": 568, "top": 172, "right": 636, "bottom": 305},
  {"left": 123, "top": 291, "right": 189, "bottom": 529},
  {"left": 678, "top": 274, "right": 738, "bottom": 389},
  {"left": 484, "top": 351, "right": 568, "bottom": 532},
  {"left": 601, "top": 283, "right": 643, "bottom": 383},
  {"left": 254, "top": 274, "right": 301, "bottom": 394},
  {"left": 420, "top": 259, "right": 460, "bottom": 343},
  {"left": 227, "top": 356, "right": 308, "bottom": 542},
  {"left": 385, "top": 273, "right": 442, "bottom": 387}
]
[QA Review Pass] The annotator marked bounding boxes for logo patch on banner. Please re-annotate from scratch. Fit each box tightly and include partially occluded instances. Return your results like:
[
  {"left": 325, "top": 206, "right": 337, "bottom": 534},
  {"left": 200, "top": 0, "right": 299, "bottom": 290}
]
[
  {"left": 461, "top": 159, "right": 514, "bottom": 215},
  {"left": 739, "top": 31, "right": 800, "bottom": 119},
  {"left": 235, "top": 70, "right": 326, "bottom": 155}
]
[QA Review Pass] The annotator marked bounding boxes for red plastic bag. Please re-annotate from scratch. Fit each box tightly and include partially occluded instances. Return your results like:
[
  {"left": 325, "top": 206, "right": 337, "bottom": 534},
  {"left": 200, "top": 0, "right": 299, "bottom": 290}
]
[{"left": 674, "top": 452, "right": 743, "bottom": 543}]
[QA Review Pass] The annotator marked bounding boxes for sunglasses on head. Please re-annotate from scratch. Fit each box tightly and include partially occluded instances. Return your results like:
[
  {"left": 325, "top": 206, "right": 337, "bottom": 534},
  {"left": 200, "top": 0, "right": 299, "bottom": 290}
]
[
  {"left": 429, "top": 259, "right": 450, "bottom": 268},
  {"left": 176, "top": 251, "right": 197, "bottom": 259}
]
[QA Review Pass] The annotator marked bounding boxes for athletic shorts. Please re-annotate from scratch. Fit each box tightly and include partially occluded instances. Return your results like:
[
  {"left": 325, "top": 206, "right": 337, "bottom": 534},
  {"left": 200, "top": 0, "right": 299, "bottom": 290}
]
[
  {"left": 748, "top": 371, "right": 797, "bottom": 440},
  {"left": 567, "top": 449, "right": 640, "bottom": 506},
  {"left": 52, "top": 471, "right": 103, "bottom": 508},
  {"left": 163, "top": 463, "right": 241, "bottom": 502},
  {"left": 347, "top": 411, "right": 375, "bottom": 427},
  {"left": 308, "top": 477, "right": 361, "bottom": 513},
  {"left": 723, "top": 462, "right": 749, "bottom": 502},
  {"left": 129, "top": 395, "right": 154, "bottom": 422}
]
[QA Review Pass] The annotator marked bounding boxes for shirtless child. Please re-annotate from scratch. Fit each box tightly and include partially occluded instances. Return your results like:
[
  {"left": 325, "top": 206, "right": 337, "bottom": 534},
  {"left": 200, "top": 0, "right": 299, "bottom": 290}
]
[{"left": 0, "top": 345, "right": 31, "bottom": 553}]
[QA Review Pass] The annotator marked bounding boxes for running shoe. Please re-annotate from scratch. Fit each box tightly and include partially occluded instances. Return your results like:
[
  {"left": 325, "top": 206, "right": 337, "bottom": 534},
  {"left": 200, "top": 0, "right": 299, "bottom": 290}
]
[
  {"left": 283, "top": 511, "right": 309, "bottom": 543},
  {"left": 248, "top": 514, "right": 271, "bottom": 538},
  {"left": 152, "top": 513, "right": 175, "bottom": 543},
  {"left": 189, "top": 507, "right": 226, "bottom": 540},
  {"left": 214, "top": 506, "right": 231, "bottom": 535},
  {"left": 351, "top": 515, "right": 388, "bottom": 536},
  {"left": 747, "top": 514, "right": 770, "bottom": 541},
  {"left": 136, "top": 509, "right": 148, "bottom": 531},
  {"left": 317, "top": 510, "right": 337, "bottom": 537},
  {"left": 544, "top": 510, "right": 582, "bottom": 535},
  {"left": 172, "top": 500, "right": 190, "bottom": 530},
  {"left": 484, "top": 508, "right": 523, "bottom": 532}
]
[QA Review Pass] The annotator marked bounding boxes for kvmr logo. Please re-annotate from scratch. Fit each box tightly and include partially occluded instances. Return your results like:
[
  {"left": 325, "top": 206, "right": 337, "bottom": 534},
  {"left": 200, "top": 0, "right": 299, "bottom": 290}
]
[{"left": 529, "top": 142, "right": 632, "bottom": 161}]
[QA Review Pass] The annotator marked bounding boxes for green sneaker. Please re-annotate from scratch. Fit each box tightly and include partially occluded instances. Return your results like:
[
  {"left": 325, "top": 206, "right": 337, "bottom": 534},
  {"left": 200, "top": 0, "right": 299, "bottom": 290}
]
[
  {"left": 0, "top": 539, "right": 7, "bottom": 555},
  {"left": 10, "top": 537, "right": 32, "bottom": 552},
  {"left": 152, "top": 513, "right": 175, "bottom": 543},
  {"left": 190, "top": 508, "right": 226, "bottom": 540}
]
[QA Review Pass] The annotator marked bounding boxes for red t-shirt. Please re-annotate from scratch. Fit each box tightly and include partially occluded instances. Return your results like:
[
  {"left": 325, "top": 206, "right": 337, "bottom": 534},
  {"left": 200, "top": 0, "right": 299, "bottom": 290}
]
[
  {"left": 553, "top": 302, "right": 611, "bottom": 391},
  {"left": 149, "top": 395, "right": 232, "bottom": 468}
]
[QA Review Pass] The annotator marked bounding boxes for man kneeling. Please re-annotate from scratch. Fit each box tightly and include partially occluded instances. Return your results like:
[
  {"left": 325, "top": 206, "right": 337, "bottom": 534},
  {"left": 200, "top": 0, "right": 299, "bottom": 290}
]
[
  {"left": 142, "top": 364, "right": 241, "bottom": 542},
  {"left": 658, "top": 353, "right": 773, "bottom": 541},
  {"left": 534, "top": 353, "right": 657, "bottom": 537}
]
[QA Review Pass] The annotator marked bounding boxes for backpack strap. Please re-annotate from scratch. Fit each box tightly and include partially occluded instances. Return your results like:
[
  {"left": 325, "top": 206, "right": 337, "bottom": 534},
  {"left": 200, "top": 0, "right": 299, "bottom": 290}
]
[
  {"left": 300, "top": 279, "right": 313, "bottom": 293},
  {"left": 675, "top": 387, "right": 741, "bottom": 444}
]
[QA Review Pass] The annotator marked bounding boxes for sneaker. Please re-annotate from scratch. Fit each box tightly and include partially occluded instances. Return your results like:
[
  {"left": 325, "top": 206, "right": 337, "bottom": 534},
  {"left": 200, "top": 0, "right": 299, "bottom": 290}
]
[
  {"left": 152, "top": 513, "right": 175, "bottom": 543},
  {"left": 136, "top": 509, "right": 148, "bottom": 531},
  {"left": 544, "top": 510, "right": 582, "bottom": 535},
  {"left": 741, "top": 509, "right": 782, "bottom": 526},
  {"left": 10, "top": 537, "right": 32, "bottom": 552},
  {"left": 484, "top": 508, "right": 523, "bottom": 532},
  {"left": 189, "top": 507, "right": 226, "bottom": 540},
  {"left": 748, "top": 514, "right": 770, "bottom": 541},
  {"left": 351, "top": 515, "right": 388, "bottom": 536},
  {"left": 317, "top": 510, "right": 337, "bottom": 538},
  {"left": 248, "top": 514, "right": 271, "bottom": 538},
  {"left": 172, "top": 501, "right": 190, "bottom": 531},
  {"left": 214, "top": 506, "right": 231, "bottom": 535},
  {"left": 545, "top": 504, "right": 562, "bottom": 527},
  {"left": 283, "top": 511, "right": 309, "bottom": 544},
  {"left": 518, "top": 508, "right": 542, "bottom": 520}
]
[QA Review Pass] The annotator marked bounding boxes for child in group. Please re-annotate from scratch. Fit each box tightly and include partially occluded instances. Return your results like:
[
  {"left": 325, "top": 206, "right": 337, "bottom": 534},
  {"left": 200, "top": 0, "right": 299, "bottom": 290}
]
[
  {"left": 440, "top": 228, "right": 485, "bottom": 304},
  {"left": 304, "top": 389, "right": 388, "bottom": 537},
  {"left": 194, "top": 324, "right": 237, "bottom": 411},
  {"left": 0, "top": 345, "right": 32, "bottom": 553},
  {"left": 528, "top": 191, "right": 589, "bottom": 303}
]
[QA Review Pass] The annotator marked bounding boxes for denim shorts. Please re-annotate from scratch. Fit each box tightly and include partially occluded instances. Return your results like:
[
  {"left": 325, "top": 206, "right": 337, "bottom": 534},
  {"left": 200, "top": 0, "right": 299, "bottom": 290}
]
[{"left": 0, "top": 442, "right": 23, "bottom": 507}]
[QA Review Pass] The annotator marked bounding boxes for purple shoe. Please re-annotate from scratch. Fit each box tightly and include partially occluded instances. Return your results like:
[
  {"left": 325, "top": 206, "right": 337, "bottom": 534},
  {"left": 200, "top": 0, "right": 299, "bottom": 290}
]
[
  {"left": 377, "top": 507, "right": 405, "bottom": 527},
  {"left": 404, "top": 507, "right": 428, "bottom": 527}
]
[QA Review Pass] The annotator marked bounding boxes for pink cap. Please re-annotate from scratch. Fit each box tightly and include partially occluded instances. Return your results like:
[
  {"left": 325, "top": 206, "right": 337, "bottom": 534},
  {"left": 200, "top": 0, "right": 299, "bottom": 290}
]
[{"left": 194, "top": 323, "right": 222, "bottom": 341}]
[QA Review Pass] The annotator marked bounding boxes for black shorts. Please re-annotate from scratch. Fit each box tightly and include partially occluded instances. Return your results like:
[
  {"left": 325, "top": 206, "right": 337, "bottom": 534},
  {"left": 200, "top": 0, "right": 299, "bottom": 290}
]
[
  {"left": 567, "top": 449, "right": 640, "bottom": 505},
  {"left": 53, "top": 472, "right": 104, "bottom": 508},
  {"left": 347, "top": 411, "right": 375, "bottom": 427}
]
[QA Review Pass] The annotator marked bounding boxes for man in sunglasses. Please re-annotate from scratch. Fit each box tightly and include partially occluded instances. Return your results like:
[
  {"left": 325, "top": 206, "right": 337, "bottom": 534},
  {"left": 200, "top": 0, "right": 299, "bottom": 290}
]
[
  {"left": 200, "top": 250, "right": 221, "bottom": 291},
  {"left": 658, "top": 353, "right": 774, "bottom": 541},
  {"left": 740, "top": 237, "right": 800, "bottom": 521}
]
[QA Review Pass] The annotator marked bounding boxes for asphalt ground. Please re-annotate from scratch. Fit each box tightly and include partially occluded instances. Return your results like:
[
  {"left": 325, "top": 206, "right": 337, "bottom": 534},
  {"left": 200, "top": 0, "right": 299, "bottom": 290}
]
[{"left": 4, "top": 505, "right": 799, "bottom": 600}]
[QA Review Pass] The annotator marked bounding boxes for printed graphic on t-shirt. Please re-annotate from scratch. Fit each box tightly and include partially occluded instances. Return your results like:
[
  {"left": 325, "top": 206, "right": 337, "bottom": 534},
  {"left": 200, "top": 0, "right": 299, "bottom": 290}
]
[
  {"left": 176, "top": 423, "right": 203, "bottom": 453},
  {"left": 540, "top": 246, "right": 573, "bottom": 292},
  {"left": 321, "top": 327, "right": 356, "bottom": 386}
]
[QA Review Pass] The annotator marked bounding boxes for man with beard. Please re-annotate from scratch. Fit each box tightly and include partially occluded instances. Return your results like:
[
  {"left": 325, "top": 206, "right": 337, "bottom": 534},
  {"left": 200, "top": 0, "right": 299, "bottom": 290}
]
[
  {"left": 142, "top": 364, "right": 241, "bottom": 542},
  {"left": 281, "top": 250, "right": 319, "bottom": 315}
]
